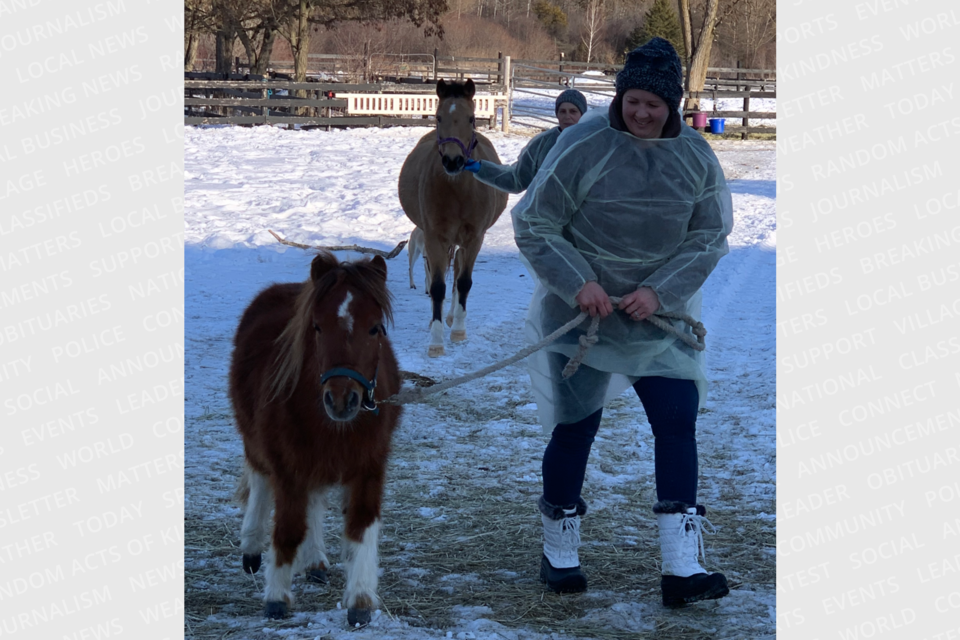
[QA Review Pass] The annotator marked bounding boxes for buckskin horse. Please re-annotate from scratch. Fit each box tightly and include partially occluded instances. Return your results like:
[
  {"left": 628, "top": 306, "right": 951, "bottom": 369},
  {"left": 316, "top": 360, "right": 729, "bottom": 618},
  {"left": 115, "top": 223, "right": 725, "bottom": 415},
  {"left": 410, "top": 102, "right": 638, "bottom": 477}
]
[
  {"left": 399, "top": 79, "right": 508, "bottom": 356},
  {"left": 229, "top": 252, "right": 401, "bottom": 626}
]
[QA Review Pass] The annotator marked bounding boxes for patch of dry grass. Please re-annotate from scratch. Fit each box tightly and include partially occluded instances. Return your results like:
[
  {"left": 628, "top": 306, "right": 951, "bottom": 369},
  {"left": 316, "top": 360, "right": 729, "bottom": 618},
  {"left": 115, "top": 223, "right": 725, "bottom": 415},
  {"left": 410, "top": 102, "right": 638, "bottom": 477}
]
[{"left": 185, "top": 393, "right": 775, "bottom": 639}]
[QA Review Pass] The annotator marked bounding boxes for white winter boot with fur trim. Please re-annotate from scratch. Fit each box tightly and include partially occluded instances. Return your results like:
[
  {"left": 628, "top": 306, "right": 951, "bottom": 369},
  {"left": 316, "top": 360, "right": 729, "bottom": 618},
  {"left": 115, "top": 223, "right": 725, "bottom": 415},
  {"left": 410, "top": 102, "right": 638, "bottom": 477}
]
[
  {"left": 539, "top": 497, "right": 588, "bottom": 593},
  {"left": 654, "top": 500, "right": 729, "bottom": 607}
]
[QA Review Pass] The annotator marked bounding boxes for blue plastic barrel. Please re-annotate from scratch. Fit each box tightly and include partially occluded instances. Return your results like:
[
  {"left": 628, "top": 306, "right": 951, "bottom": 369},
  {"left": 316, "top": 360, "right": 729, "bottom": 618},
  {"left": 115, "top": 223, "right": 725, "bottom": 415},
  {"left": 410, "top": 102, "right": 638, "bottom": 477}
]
[{"left": 709, "top": 118, "right": 725, "bottom": 134}]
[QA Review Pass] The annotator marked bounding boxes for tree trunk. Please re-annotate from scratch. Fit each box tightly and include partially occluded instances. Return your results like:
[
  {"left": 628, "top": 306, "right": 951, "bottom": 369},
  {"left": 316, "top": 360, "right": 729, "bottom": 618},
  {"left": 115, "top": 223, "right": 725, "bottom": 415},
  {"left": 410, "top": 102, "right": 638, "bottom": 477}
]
[
  {"left": 235, "top": 28, "right": 258, "bottom": 74},
  {"left": 677, "top": 0, "right": 692, "bottom": 70},
  {"left": 362, "top": 40, "right": 369, "bottom": 83},
  {"left": 290, "top": 0, "right": 311, "bottom": 114},
  {"left": 216, "top": 26, "right": 236, "bottom": 75},
  {"left": 253, "top": 26, "right": 277, "bottom": 75},
  {"left": 581, "top": 0, "right": 604, "bottom": 70},
  {"left": 678, "top": 0, "right": 719, "bottom": 112},
  {"left": 291, "top": 0, "right": 310, "bottom": 83},
  {"left": 184, "top": 32, "right": 199, "bottom": 71}
]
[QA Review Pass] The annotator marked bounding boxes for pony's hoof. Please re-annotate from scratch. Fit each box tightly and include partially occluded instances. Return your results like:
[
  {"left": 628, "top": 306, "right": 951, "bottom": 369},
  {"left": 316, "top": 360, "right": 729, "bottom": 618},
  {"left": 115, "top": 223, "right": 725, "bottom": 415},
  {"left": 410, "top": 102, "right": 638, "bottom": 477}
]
[
  {"left": 450, "top": 330, "right": 466, "bottom": 342},
  {"left": 428, "top": 344, "right": 445, "bottom": 357},
  {"left": 264, "top": 601, "right": 287, "bottom": 619},
  {"left": 306, "top": 568, "right": 328, "bottom": 584},
  {"left": 347, "top": 608, "right": 372, "bottom": 627},
  {"left": 445, "top": 314, "right": 454, "bottom": 327},
  {"left": 243, "top": 553, "right": 261, "bottom": 574}
]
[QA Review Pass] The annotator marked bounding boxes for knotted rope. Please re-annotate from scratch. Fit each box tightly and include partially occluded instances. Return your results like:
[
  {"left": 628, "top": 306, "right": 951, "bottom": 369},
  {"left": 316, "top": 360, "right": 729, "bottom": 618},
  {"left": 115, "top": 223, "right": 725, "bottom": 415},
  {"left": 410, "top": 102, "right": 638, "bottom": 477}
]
[
  {"left": 560, "top": 296, "right": 706, "bottom": 379},
  {"left": 381, "top": 297, "right": 706, "bottom": 407}
]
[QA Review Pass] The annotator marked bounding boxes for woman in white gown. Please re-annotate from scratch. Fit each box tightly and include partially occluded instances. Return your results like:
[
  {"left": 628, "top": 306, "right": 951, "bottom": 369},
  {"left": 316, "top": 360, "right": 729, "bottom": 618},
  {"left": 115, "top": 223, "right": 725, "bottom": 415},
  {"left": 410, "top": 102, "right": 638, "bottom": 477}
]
[{"left": 511, "top": 38, "right": 734, "bottom": 607}]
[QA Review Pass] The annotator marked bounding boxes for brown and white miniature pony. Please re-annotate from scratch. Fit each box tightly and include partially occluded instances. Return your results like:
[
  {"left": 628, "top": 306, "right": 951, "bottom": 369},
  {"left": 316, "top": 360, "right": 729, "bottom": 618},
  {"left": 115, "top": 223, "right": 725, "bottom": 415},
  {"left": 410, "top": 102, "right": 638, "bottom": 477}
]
[
  {"left": 229, "top": 252, "right": 401, "bottom": 626},
  {"left": 399, "top": 79, "right": 508, "bottom": 357}
]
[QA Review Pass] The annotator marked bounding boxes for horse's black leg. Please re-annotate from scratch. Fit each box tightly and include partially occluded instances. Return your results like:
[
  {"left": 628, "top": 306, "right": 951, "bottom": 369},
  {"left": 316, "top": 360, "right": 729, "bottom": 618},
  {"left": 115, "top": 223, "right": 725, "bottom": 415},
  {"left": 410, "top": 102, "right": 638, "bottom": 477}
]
[
  {"left": 428, "top": 275, "right": 446, "bottom": 357},
  {"left": 430, "top": 277, "right": 446, "bottom": 324},
  {"left": 450, "top": 238, "right": 481, "bottom": 342},
  {"left": 450, "top": 272, "right": 472, "bottom": 342},
  {"left": 457, "top": 273, "right": 472, "bottom": 310}
]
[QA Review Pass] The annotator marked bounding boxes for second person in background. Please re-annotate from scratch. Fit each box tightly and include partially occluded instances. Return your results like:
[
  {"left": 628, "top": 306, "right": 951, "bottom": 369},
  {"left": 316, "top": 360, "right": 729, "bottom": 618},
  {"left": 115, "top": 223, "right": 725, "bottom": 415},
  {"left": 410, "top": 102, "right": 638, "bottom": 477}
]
[{"left": 464, "top": 89, "right": 587, "bottom": 194}]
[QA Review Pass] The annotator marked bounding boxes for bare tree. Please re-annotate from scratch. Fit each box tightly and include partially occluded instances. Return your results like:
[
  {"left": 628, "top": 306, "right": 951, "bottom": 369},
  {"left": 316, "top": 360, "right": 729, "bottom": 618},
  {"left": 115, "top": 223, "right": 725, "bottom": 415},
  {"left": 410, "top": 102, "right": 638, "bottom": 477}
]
[
  {"left": 212, "top": 1, "right": 241, "bottom": 73},
  {"left": 716, "top": 0, "right": 775, "bottom": 68},
  {"left": 233, "top": 1, "right": 287, "bottom": 75},
  {"left": 578, "top": 0, "right": 606, "bottom": 68},
  {"left": 272, "top": 0, "right": 310, "bottom": 82},
  {"left": 676, "top": 0, "right": 721, "bottom": 111},
  {"left": 185, "top": 0, "right": 289, "bottom": 74},
  {"left": 308, "top": 0, "right": 447, "bottom": 32},
  {"left": 184, "top": 0, "right": 210, "bottom": 70}
]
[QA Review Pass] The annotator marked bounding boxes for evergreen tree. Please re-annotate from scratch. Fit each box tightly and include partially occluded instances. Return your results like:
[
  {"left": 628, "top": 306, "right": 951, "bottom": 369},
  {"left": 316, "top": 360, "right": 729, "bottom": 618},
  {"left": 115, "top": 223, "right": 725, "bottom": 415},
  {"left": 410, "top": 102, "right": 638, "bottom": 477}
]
[
  {"left": 534, "top": 0, "right": 568, "bottom": 39},
  {"left": 626, "top": 0, "right": 684, "bottom": 60}
]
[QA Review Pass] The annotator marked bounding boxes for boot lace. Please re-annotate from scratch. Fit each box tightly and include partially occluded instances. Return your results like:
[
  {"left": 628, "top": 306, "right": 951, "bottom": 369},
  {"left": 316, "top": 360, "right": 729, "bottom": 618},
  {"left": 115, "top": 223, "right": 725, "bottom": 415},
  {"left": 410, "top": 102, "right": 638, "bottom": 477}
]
[
  {"left": 560, "top": 515, "right": 582, "bottom": 552},
  {"left": 678, "top": 511, "right": 716, "bottom": 565}
]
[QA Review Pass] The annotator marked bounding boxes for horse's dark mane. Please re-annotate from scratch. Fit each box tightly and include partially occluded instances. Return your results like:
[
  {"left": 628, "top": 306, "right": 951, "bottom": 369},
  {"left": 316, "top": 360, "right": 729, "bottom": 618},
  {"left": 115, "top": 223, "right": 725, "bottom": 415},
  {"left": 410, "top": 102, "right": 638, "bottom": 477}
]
[{"left": 268, "top": 256, "right": 393, "bottom": 401}]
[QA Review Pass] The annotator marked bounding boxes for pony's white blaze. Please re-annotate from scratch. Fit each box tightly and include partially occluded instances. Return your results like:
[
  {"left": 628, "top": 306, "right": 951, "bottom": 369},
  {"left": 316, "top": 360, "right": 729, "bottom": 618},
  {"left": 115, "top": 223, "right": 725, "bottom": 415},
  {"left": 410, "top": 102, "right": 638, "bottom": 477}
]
[
  {"left": 338, "top": 291, "right": 354, "bottom": 334},
  {"left": 343, "top": 519, "right": 380, "bottom": 609},
  {"left": 449, "top": 102, "right": 457, "bottom": 113}
]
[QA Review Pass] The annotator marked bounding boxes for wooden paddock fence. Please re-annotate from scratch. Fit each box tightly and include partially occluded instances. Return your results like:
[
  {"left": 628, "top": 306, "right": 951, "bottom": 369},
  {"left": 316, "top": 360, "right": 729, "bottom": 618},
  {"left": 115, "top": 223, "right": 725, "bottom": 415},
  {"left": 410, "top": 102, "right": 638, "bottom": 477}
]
[
  {"left": 184, "top": 77, "right": 508, "bottom": 128},
  {"left": 682, "top": 89, "right": 777, "bottom": 139},
  {"left": 186, "top": 54, "right": 774, "bottom": 138}
]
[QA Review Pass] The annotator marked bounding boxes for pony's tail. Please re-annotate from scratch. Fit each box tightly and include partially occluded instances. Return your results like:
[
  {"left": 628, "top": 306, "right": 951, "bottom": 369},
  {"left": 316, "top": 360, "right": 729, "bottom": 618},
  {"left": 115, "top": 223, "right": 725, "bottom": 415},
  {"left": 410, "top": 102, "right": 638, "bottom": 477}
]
[{"left": 235, "top": 464, "right": 251, "bottom": 507}]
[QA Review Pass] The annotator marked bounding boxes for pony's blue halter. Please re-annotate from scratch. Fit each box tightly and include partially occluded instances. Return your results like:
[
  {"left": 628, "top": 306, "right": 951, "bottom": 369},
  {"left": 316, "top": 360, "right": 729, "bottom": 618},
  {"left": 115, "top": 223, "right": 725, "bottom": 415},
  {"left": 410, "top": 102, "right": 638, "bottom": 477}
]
[{"left": 319, "top": 365, "right": 379, "bottom": 415}]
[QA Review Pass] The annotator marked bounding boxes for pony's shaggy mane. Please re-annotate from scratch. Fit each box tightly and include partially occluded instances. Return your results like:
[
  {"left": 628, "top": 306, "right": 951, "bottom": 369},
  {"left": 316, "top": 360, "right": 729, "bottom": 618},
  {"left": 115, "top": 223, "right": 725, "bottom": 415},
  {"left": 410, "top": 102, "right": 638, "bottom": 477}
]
[{"left": 267, "top": 254, "right": 394, "bottom": 403}]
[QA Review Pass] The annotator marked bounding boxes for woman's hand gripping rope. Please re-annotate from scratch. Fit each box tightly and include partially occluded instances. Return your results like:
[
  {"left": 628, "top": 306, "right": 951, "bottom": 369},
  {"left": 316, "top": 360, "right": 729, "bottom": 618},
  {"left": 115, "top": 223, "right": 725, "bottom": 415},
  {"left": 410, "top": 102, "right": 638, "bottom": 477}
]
[{"left": 561, "top": 288, "right": 707, "bottom": 379}]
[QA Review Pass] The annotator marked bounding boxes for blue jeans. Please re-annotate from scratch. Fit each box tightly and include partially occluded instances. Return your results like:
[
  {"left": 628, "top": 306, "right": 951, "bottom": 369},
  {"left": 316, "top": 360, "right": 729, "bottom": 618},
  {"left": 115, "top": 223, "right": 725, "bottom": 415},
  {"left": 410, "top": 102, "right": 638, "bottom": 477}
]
[{"left": 542, "top": 376, "right": 700, "bottom": 509}]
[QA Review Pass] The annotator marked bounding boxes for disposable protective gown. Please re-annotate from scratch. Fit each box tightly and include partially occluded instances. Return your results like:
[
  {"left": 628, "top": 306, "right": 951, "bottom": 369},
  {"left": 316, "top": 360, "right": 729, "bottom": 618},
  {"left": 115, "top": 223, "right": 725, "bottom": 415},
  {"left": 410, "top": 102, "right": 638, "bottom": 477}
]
[
  {"left": 474, "top": 127, "right": 562, "bottom": 194},
  {"left": 511, "top": 112, "right": 734, "bottom": 428}
]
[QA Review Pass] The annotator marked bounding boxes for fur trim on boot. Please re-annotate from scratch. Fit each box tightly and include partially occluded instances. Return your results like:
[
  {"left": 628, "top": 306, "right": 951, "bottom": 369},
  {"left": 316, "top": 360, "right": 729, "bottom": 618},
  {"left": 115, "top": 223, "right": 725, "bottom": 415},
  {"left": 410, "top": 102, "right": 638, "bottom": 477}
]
[
  {"left": 539, "top": 496, "right": 587, "bottom": 520},
  {"left": 652, "top": 500, "right": 705, "bottom": 516}
]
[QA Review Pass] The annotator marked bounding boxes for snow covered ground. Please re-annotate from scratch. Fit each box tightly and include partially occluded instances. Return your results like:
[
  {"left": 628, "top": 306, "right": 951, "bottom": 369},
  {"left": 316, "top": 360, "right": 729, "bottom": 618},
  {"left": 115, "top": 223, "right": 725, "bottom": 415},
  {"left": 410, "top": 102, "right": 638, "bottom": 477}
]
[{"left": 184, "top": 122, "right": 776, "bottom": 639}]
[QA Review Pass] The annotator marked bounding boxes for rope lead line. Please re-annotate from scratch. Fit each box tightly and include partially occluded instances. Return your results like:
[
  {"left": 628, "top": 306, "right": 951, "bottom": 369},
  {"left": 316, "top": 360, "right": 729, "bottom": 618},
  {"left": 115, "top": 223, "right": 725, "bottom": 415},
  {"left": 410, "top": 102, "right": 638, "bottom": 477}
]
[{"left": 381, "top": 296, "right": 706, "bottom": 407}]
